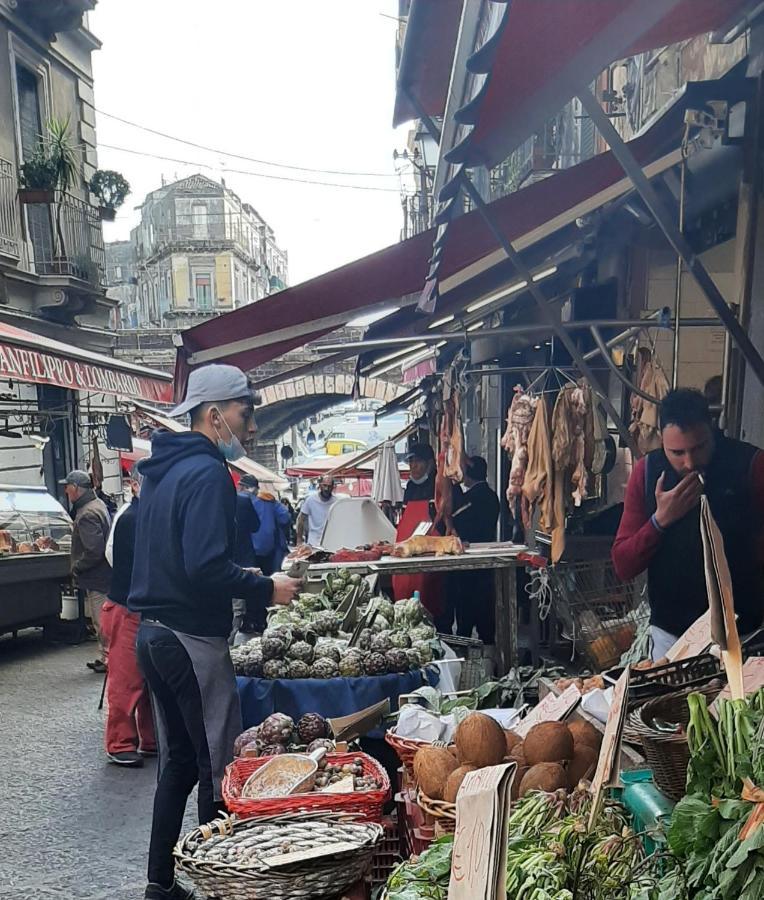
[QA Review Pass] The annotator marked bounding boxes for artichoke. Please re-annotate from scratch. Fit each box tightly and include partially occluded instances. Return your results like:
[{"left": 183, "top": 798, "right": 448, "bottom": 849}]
[
  {"left": 364, "top": 651, "right": 388, "bottom": 676},
  {"left": 307, "top": 737, "right": 335, "bottom": 754},
  {"left": 312, "top": 611, "right": 341, "bottom": 637},
  {"left": 261, "top": 635, "right": 289, "bottom": 662},
  {"left": 297, "top": 712, "right": 328, "bottom": 743},
  {"left": 371, "top": 597, "right": 395, "bottom": 624},
  {"left": 262, "top": 659, "right": 290, "bottom": 679},
  {"left": 287, "top": 659, "right": 311, "bottom": 679},
  {"left": 310, "top": 657, "right": 340, "bottom": 679},
  {"left": 394, "top": 598, "right": 424, "bottom": 627},
  {"left": 261, "top": 743, "right": 287, "bottom": 756},
  {"left": 356, "top": 628, "right": 372, "bottom": 651},
  {"left": 386, "top": 648, "right": 410, "bottom": 673},
  {"left": 287, "top": 640, "right": 315, "bottom": 664},
  {"left": 370, "top": 632, "right": 393, "bottom": 654},
  {"left": 389, "top": 631, "right": 411, "bottom": 649},
  {"left": 406, "top": 648, "right": 422, "bottom": 669},
  {"left": 243, "top": 653, "right": 263, "bottom": 678},
  {"left": 409, "top": 623, "right": 437, "bottom": 642},
  {"left": 338, "top": 650, "right": 365, "bottom": 678},
  {"left": 259, "top": 713, "right": 294, "bottom": 744},
  {"left": 233, "top": 725, "right": 261, "bottom": 757},
  {"left": 313, "top": 643, "right": 341, "bottom": 663},
  {"left": 413, "top": 640, "right": 433, "bottom": 663}
]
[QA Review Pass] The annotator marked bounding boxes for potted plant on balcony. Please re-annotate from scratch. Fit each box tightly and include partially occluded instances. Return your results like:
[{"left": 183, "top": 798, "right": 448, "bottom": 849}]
[
  {"left": 18, "top": 117, "right": 78, "bottom": 206},
  {"left": 89, "top": 169, "right": 130, "bottom": 222}
]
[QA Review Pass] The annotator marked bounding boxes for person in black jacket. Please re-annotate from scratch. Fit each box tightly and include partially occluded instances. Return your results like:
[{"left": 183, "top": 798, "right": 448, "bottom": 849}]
[
  {"left": 129, "top": 365, "right": 301, "bottom": 900},
  {"left": 232, "top": 479, "right": 262, "bottom": 640},
  {"left": 447, "top": 456, "right": 500, "bottom": 643},
  {"left": 100, "top": 469, "right": 156, "bottom": 767}
]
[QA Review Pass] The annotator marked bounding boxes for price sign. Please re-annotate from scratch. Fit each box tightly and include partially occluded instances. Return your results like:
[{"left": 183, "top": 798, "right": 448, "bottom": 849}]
[
  {"left": 448, "top": 763, "right": 515, "bottom": 900},
  {"left": 512, "top": 683, "right": 581, "bottom": 739},
  {"left": 588, "top": 667, "right": 630, "bottom": 829},
  {"left": 666, "top": 610, "right": 712, "bottom": 662}
]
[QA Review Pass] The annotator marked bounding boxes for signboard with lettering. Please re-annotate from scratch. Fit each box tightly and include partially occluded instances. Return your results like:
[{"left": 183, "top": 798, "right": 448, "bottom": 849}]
[{"left": 0, "top": 337, "right": 172, "bottom": 403}]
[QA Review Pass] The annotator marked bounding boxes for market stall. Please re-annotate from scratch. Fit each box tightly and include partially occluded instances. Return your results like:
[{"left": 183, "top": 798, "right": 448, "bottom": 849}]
[{"left": 0, "top": 484, "right": 72, "bottom": 635}]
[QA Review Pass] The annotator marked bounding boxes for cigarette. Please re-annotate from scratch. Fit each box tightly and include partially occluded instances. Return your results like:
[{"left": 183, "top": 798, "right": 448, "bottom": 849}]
[{"left": 697, "top": 472, "right": 705, "bottom": 485}]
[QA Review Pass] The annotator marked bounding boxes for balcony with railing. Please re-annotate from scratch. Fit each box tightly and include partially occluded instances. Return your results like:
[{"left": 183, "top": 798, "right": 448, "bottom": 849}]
[{"left": 27, "top": 191, "right": 106, "bottom": 287}]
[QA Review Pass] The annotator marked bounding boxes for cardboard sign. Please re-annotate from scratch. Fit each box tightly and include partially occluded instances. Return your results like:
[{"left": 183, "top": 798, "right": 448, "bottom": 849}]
[
  {"left": 512, "top": 683, "right": 581, "bottom": 739},
  {"left": 449, "top": 763, "right": 515, "bottom": 900},
  {"left": 327, "top": 698, "right": 390, "bottom": 743},
  {"left": 700, "top": 495, "right": 744, "bottom": 699},
  {"left": 412, "top": 520, "right": 433, "bottom": 537},
  {"left": 666, "top": 610, "right": 713, "bottom": 662},
  {"left": 588, "top": 667, "right": 630, "bottom": 829}
]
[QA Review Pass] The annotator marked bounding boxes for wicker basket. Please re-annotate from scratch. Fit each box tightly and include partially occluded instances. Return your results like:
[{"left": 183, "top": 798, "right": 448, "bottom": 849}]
[
  {"left": 384, "top": 732, "right": 428, "bottom": 780},
  {"left": 174, "top": 811, "right": 381, "bottom": 900},
  {"left": 416, "top": 790, "right": 456, "bottom": 833},
  {"left": 223, "top": 752, "right": 390, "bottom": 822},
  {"left": 630, "top": 685, "right": 719, "bottom": 801}
]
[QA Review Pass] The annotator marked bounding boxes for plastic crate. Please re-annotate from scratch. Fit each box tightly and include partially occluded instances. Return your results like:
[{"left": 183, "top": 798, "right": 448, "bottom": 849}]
[
  {"left": 368, "top": 814, "right": 403, "bottom": 887},
  {"left": 547, "top": 559, "right": 648, "bottom": 670},
  {"left": 439, "top": 633, "right": 487, "bottom": 689}
]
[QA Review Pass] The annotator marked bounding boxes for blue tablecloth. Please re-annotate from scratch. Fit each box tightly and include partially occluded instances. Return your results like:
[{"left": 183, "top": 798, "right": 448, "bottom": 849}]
[{"left": 236, "top": 669, "right": 438, "bottom": 737}]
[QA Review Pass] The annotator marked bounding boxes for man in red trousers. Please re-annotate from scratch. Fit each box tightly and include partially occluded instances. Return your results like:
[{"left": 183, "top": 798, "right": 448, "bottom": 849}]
[{"left": 100, "top": 468, "right": 156, "bottom": 766}]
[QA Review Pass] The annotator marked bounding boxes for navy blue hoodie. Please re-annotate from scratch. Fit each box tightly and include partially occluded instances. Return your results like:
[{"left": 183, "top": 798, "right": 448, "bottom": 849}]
[{"left": 128, "top": 430, "right": 274, "bottom": 637}]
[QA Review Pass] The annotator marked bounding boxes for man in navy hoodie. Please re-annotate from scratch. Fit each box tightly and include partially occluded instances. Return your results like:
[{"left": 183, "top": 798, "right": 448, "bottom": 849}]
[{"left": 129, "top": 364, "right": 300, "bottom": 900}]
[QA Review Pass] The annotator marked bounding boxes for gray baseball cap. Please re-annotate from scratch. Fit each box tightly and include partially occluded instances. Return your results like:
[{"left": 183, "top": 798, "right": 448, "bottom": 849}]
[
  {"left": 170, "top": 364, "right": 252, "bottom": 417},
  {"left": 65, "top": 469, "right": 92, "bottom": 488}
]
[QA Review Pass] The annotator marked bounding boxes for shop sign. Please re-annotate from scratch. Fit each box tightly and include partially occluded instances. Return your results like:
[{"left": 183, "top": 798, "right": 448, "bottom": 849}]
[{"left": 0, "top": 339, "right": 173, "bottom": 403}]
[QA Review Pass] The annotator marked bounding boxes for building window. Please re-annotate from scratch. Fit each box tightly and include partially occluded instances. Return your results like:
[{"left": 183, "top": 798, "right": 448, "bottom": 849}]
[
  {"left": 193, "top": 203, "right": 208, "bottom": 239},
  {"left": 195, "top": 273, "right": 212, "bottom": 308},
  {"left": 114, "top": 265, "right": 122, "bottom": 280}
]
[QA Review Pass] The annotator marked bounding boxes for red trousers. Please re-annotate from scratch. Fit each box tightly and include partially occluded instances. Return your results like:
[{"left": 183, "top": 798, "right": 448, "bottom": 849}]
[{"left": 100, "top": 601, "right": 156, "bottom": 754}]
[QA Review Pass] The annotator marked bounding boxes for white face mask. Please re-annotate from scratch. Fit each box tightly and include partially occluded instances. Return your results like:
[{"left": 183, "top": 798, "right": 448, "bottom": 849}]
[
  {"left": 410, "top": 472, "right": 430, "bottom": 485},
  {"left": 212, "top": 408, "right": 246, "bottom": 461}
]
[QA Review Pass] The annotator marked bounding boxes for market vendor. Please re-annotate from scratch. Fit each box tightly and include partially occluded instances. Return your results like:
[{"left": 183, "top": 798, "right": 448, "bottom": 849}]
[
  {"left": 402, "top": 442, "right": 437, "bottom": 502},
  {"left": 612, "top": 388, "right": 764, "bottom": 661},
  {"left": 447, "top": 456, "right": 500, "bottom": 642},
  {"left": 128, "top": 364, "right": 301, "bottom": 900},
  {"left": 296, "top": 475, "right": 338, "bottom": 547}
]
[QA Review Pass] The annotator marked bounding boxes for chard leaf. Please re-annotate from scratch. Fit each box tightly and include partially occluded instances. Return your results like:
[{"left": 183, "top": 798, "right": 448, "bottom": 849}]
[{"left": 668, "top": 796, "right": 718, "bottom": 856}]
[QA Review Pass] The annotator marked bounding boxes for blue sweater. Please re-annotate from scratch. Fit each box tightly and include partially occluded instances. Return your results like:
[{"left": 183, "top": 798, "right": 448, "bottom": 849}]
[{"left": 128, "top": 430, "right": 273, "bottom": 637}]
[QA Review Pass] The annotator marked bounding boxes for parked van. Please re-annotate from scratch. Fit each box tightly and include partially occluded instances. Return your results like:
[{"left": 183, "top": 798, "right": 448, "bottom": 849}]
[{"left": 325, "top": 437, "right": 367, "bottom": 456}]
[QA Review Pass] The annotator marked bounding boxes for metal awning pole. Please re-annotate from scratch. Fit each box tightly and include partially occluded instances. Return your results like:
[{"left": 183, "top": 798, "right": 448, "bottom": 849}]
[
  {"left": 590, "top": 326, "right": 661, "bottom": 404},
  {"left": 578, "top": 87, "right": 764, "bottom": 390}
]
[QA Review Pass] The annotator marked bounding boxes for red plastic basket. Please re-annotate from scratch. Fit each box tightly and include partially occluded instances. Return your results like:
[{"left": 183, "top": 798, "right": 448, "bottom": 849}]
[{"left": 222, "top": 752, "right": 390, "bottom": 822}]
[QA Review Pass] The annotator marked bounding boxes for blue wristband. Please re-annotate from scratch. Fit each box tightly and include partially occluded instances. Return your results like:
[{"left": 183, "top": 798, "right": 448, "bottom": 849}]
[{"left": 650, "top": 513, "right": 665, "bottom": 534}]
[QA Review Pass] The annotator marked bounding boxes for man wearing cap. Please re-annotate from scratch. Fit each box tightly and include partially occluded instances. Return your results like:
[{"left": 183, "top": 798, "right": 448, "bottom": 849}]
[
  {"left": 129, "top": 364, "right": 301, "bottom": 900},
  {"left": 64, "top": 469, "right": 111, "bottom": 674},
  {"left": 403, "top": 443, "right": 437, "bottom": 503}
]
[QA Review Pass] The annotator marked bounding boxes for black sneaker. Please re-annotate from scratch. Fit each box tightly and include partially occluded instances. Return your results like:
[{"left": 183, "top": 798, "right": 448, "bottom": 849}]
[
  {"left": 144, "top": 880, "right": 200, "bottom": 899},
  {"left": 139, "top": 747, "right": 158, "bottom": 758},
  {"left": 86, "top": 659, "right": 107, "bottom": 673},
  {"left": 107, "top": 750, "right": 143, "bottom": 767}
]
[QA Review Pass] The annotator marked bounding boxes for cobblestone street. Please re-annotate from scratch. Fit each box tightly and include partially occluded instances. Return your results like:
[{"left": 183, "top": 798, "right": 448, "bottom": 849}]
[{"left": 0, "top": 630, "right": 194, "bottom": 900}]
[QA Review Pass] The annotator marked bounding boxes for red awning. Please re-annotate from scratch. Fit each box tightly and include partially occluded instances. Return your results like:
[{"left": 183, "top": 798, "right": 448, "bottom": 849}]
[
  {"left": 393, "top": 0, "right": 464, "bottom": 127},
  {"left": 176, "top": 119, "right": 680, "bottom": 389},
  {"left": 448, "top": 0, "right": 753, "bottom": 169},
  {"left": 0, "top": 322, "right": 173, "bottom": 403}
]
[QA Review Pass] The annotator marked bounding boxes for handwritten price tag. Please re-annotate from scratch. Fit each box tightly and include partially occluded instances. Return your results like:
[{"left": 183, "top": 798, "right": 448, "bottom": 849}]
[
  {"left": 513, "top": 683, "right": 581, "bottom": 739},
  {"left": 666, "top": 610, "right": 712, "bottom": 662},
  {"left": 588, "top": 667, "right": 630, "bottom": 830},
  {"left": 448, "top": 763, "right": 515, "bottom": 900}
]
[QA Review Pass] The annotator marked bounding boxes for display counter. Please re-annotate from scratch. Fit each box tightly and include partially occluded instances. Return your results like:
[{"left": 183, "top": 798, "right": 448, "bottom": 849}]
[{"left": 0, "top": 484, "right": 72, "bottom": 634}]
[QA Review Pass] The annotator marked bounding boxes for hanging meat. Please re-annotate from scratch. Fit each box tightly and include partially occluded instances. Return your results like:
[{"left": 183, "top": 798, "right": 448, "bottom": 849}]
[
  {"left": 444, "top": 393, "right": 464, "bottom": 483},
  {"left": 501, "top": 388, "right": 537, "bottom": 503},
  {"left": 521, "top": 397, "right": 552, "bottom": 532},
  {"left": 551, "top": 382, "right": 590, "bottom": 507},
  {"left": 629, "top": 347, "right": 669, "bottom": 454}
]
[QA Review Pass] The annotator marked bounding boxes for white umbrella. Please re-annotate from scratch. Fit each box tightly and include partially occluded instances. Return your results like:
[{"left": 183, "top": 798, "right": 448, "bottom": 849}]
[{"left": 371, "top": 441, "right": 404, "bottom": 504}]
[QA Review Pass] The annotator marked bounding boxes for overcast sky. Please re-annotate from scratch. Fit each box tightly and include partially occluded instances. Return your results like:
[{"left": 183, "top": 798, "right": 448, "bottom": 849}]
[{"left": 89, "top": 1, "right": 411, "bottom": 286}]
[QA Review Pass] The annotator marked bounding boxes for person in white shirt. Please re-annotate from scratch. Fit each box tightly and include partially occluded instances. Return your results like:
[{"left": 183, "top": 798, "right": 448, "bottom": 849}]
[{"left": 297, "top": 476, "right": 338, "bottom": 547}]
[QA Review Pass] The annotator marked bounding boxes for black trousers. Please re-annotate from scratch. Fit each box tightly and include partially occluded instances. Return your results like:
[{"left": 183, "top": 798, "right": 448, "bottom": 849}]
[
  {"left": 447, "top": 570, "right": 496, "bottom": 644},
  {"left": 136, "top": 624, "right": 228, "bottom": 887}
]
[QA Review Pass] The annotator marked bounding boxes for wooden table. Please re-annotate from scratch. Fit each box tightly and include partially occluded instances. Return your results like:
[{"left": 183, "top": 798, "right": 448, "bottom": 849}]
[{"left": 309, "top": 544, "right": 527, "bottom": 673}]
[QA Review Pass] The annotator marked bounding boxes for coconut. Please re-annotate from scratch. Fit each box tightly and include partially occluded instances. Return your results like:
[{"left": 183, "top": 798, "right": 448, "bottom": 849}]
[
  {"left": 413, "top": 746, "right": 459, "bottom": 800},
  {"left": 454, "top": 713, "right": 507, "bottom": 768},
  {"left": 567, "top": 720, "right": 602, "bottom": 753},
  {"left": 519, "top": 762, "right": 567, "bottom": 797},
  {"left": 443, "top": 764, "right": 478, "bottom": 804},
  {"left": 509, "top": 742, "right": 526, "bottom": 768},
  {"left": 511, "top": 766, "right": 529, "bottom": 801},
  {"left": 504, "top": 730, "right": 522, "bottom": 755},
  {"left": 566, "top": 744, "right": 599, "bottom": 789},
  {"left": 523, "top": 722, "right": 574, "bottom": 766}
]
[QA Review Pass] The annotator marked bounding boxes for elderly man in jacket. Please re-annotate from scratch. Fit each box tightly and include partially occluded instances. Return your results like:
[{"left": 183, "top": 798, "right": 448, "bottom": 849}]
[{"left": 64, "top": 469, "right": 111, "bottom": 674}]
